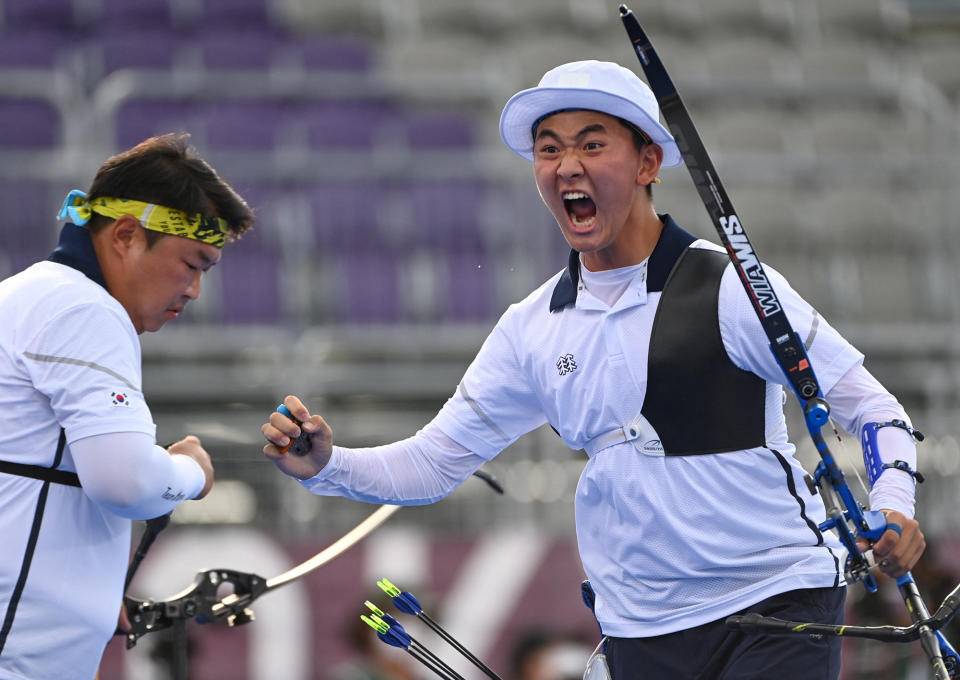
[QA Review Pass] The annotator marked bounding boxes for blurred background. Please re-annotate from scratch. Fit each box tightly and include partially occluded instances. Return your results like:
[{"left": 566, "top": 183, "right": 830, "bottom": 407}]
[{"left": 1, "top": 0, "right": 959, "bottom": 677}]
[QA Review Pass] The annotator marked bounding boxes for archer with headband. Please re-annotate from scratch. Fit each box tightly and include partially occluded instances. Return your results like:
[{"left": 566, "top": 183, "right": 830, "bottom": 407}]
[{"left": 0, "top": 134, "right": 253, "bottom": 679}]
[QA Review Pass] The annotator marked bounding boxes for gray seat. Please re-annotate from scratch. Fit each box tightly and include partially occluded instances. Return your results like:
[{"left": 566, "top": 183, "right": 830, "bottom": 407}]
[
  {"left": 916, "top": 40, "right": 960, "bottom": 100},
  {"left": 812, "top": 0, "right": 909, "bottom": 39}
]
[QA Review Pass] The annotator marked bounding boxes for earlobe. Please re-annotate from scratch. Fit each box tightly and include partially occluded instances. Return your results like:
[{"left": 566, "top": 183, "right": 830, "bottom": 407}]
[{"left": 637, "top": 144, "right": 665, "bottom": 186}]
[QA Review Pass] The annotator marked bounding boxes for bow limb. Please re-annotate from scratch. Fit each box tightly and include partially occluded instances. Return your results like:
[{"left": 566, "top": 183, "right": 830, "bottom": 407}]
[
  {"left": 209, "top": 504, "right": 402, "bottom": 617},
  {"left": 265, "top": 503, "right": 401, "bottom": 591}
]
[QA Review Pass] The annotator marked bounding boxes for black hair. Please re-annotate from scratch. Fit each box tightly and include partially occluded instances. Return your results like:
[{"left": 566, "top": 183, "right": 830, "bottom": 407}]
[{"left": 86, "top": 133, "right": 254, "bottom": 246}]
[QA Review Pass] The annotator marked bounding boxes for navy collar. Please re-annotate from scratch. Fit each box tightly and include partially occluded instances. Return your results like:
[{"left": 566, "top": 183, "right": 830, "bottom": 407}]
[
  {"left": 549, "top": 214, "right": 697, "bottom": 312},
  {"left": 47, "top": 223, "right": 108, "bottom": 290}
]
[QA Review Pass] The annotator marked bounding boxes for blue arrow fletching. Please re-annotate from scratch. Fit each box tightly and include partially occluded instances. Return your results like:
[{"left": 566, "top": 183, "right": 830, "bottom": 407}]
[
  {"left": 383, "top": 621, "right": 412, "bottom": 648},
  {"left": 376, "top": 630, "right": 407, "bottom": 648},
  {"left": 394, "top": 590, "right": 422, "bottom": 615}
]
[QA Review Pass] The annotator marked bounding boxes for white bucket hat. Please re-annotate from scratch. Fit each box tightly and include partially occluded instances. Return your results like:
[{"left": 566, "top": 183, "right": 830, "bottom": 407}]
[{"left": 499, "top": 60, "right": 682, "bottom": 167}]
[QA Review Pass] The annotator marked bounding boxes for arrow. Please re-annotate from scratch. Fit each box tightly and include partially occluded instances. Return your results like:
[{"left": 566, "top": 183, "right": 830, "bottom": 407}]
[
  {"left": 376, "top": 578, "right": 503, "bottom": 680},
  {"left": 362, "top": 612, "right": 465, "bottom": 680}
]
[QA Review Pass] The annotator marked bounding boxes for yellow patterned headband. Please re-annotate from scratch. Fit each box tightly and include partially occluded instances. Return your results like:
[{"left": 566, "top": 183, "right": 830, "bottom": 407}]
[{"left": 57, "top": 190, "right": 229, "bottom": 248}]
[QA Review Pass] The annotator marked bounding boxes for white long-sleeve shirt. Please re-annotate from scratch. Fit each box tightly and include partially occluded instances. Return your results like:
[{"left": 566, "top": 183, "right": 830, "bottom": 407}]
[
  {"left": 0, "top": 260, "right": 203, "bottom": 680},
  {"left": 303, "top": 226, "right": 916, "bottom": 637}
]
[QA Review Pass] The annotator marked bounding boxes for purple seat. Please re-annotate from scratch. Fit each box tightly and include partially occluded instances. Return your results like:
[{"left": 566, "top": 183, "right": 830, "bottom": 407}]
[
  {"left": 407, "top": 180, "right": 485, "bottom": 250},
  {"left": 114, "top": 99, "right": 198, "bottom": 150},
  {"left": 309, "top": 181, "right": 382, "bottom": 253},
  {"left": 197, "top": 0, "right": 272, "bottom": 28},
  {"left": 97, "top": 0, "right": 175, "bottom": 28},
  {"left": 2, "top": 0, "right": 78, "bottom": 31},
  {"left": 227, "top": 181, "right": 273, "bottom": 222},
  {"left": 403, "top": 110, "right": 475, "bottom": 149},
  {"left": 0, "top": 99, "right": 60, "bottom": 148},
  {"left": 214, "top": 221, "right": 281, "bottom": 324},
  {"left": 334, "top": 252, "right": 401, "bottom": 323},
  {"left": 99, "top": 31, "right": 181, "bottom": 75},
  {"left": 302, "top": 101, "right": 396, "bottom": 149},
  {"left": 199, "top": 101, "right": 284, "bottom": 150},
  {"left": 290, "top": 36, "right": 372, "bottom": 72},
  {"left": 0, "top": 181, "right": 57, "bottom": 274},
  {"left": 443, "top": 250, "right": 494, "bottom": 321},
  {"left": 0, "top": 30, "right": 76, "bottom": 68},
  {"left": 197, "top": 30, "right": 281, "bottom": 70},
  {"left": 216, "top": 249, "right": 282, "bottom": 323}
]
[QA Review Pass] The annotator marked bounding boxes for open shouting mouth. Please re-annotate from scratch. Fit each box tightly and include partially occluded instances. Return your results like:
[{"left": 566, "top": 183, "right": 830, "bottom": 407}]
[{"left": 563, "top": 191, "right": 597, "bottom": 228}]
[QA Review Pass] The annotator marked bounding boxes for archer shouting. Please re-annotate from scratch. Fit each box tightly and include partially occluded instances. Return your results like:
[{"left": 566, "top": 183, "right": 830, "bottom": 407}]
[{"left": 263, "top": 61, "right": 925, "bottom": 680}]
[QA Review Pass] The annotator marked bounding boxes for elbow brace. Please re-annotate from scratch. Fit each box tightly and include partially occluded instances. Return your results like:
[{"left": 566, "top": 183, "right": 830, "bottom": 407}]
[{"left": 861, "top": 419, "right": 925, "bottom": 486}]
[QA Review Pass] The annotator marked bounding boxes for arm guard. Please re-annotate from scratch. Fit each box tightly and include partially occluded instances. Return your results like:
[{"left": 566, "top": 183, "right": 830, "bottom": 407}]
[{"left": 861, "top": 419, "right": 925, "bottom": 487}]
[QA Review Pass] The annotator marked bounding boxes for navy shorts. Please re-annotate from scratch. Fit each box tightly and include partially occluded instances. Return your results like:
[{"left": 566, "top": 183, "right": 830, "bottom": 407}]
[{"left": 606, "top": 587, "right": 846, "bottom": 680}]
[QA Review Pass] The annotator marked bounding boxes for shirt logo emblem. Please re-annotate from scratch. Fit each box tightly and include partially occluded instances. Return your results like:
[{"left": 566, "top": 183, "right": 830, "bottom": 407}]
[
  {"left": 112, "top": 391, "right": 130, "bottom": 406},
  {"left": 556, "top": 354, "right": 578, "bottom": 376},
  {"left": 641, "top": 439, "right": 664, "bottom": 455}
]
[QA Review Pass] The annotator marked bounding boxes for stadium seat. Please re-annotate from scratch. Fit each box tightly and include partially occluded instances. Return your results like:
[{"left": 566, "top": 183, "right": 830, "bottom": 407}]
[
  {"left": 200, "top": 101, "right": 286, "bottom": 150},
  {"left": 378, "top": 34, "right": 500, "bottom": 85},
  {"left": 216, "top": 251, "right": 283, "bottom": 323},
  {"left": 797, "top": 42, "right": 897, "bottom": 89},
  {"left": 414, "top": 0, "right": 513, "bottom": 36},
  {"left": 812, "top": 187, "right": 913, "bottom": 249},
  {"left": 97, "top": 30, "right": 184, "bottom": 76},
  {"left": 114, "top": 99, "right": 200, "bottom": 150},
  {"left": 197, "top": 0, "right": 275, "bottom": 29},
  {"left": 333, "top": 251, "right": 402, "bottom": 323},
  {"left": 309, "top": 180, "right": 383, "bottom": 253},
  {"left": 916, "top": 40, "right": 960, "bottom": 100},
  {"left": 848, "top": 253, "right": 928, "bottom": 323},
  {"left": 301, "top": 101, "right": 397, "bottom": 149},
  {"left": 401, "top": 110, "right": 475, "bottom": 149},
  {"left": 721, "top": 184, "right": 807, "bottom": 248},
  {"left": 699, "top": 108, "right": 794, "bottom": 155},
  {"left": 442, "top": 249, "right": 494, "bottom": 322},
  {"left": 195, "top": 30, "right": 283, "bottom": 70},
  {"left": 810, "top": 107, "right": 907, "bottom": 157},
  {"left": 273, "top": 0, "right": 385, "bottom": 37},
  {"left": 1, "top": 0, "right": 80, "bottom": 31},
  {"left": 0, "top": 30, "right": 78, "bottom": 68},
  {"left": 689, "top": 0, "right": 798, "bottom": 39},
  {"left": 0, "top": 180, "right": 58, "bottom": 276},
  {"left": 813, "top": 0, "right": 909, "bottom": 39},
  {"left": 406, "top": 180, "right": 486, "bottom": 251},
  {"left": 704, "top": 37, "right": 801, "bottom": 84},
  {"left": 0, "top": 99, "right": 61, "bottom": 148},
  {"left": 500, "top": 32, "right": 631, "bottom": 93},
  {"left": 97, "top": 0, "right": 176, "bottom": 29},
  {"left": 286, "top": 35, "right": 373, "bottom": 72}
]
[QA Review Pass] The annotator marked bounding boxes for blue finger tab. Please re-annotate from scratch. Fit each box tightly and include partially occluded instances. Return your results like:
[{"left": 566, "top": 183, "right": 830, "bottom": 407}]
[
  {"left": 886, "top": 523, "right": 903, "bottom": 536},
  {"left": 274, "top": 404, "right": 313, "bottom": 457}
]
